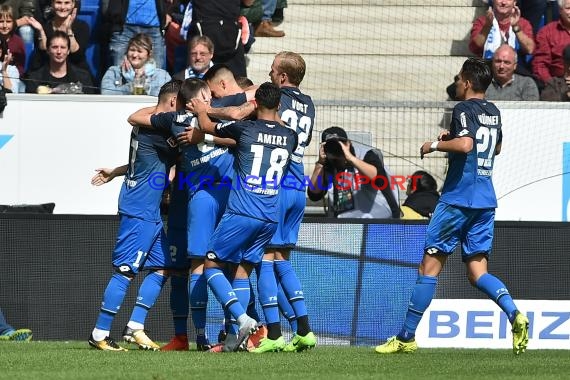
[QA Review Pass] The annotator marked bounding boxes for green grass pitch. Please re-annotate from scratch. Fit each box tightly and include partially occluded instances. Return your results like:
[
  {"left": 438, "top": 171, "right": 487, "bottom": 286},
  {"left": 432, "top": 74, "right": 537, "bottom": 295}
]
[{"left": 1, "top": 342, "right": 568, "bottom": 380}]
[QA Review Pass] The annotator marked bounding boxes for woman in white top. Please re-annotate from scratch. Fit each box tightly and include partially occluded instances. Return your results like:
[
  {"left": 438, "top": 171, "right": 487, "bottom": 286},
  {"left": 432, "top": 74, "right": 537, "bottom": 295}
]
[{"left": 0, "top": 38, "right": 21, "bottom": 93}]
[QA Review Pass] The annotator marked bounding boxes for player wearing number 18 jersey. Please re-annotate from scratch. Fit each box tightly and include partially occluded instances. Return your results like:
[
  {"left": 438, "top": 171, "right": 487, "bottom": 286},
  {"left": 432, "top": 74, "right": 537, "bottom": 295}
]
[
  {"left": 192, "top": 82, "right": 298, "bottom": 351},
  {"left": 375, "top": 58, "right": 529, "bottom": 355}
]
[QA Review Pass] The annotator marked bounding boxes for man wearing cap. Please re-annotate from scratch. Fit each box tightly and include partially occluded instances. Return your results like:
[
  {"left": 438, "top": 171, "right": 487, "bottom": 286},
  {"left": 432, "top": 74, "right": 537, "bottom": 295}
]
[
  {"left": 540, "top": 43, "right": 570, "bottom": 101},
  {"left": 307, "top": 126, "right": 400, "bottom": 219}
]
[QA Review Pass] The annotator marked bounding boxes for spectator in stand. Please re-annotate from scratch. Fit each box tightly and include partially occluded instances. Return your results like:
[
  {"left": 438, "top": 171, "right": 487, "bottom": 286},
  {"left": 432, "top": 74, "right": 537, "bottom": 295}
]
[
  {"left": 469, "top": 0, "right": 535, "bottom": 74},
  {"left": 0, "top": 4, "right": 26, "bottom": 75},
  {"left": 23, "top": 30, "right": 94, "bottom": 93},
  {"left": 540, "top": 43, "right": 570, "bottom": 100},
  {"left": 163, "top": 0, "right": 189, "bottom": 73},
  {"left": 401, "top": 170, "right": 440, "bottom": 220},
  {"left": 27, "top": 0, "right": 91, "bottom": 76},
  {"left": 532, "top": 0, "right": 570, "bottom": 87},
  {"left": 172, "top": 35, "right": 213, "bottom": 81},
  {"left": 254, "top": 0, "right": 285, "bottom": 37},
  {"left": 0, "top": 0, "right": 35, "bottom": 45},
  {"left": 0, "top": 36, "right": 21, "bottom": 92},
  {"left": 188, "top": 0, "right": 254, "bottom": 78},
  {"left": 484, "top": 0, "right": 551, "bottom": 35},
  {"left": 100, "top": 0, "right": 167, "bottom": 70},
  {"left": 486, "top": 44, "right": 539, "bottom": 100},
  {"left": 101, "top": 33, "right": 170, "bottom": 96}
]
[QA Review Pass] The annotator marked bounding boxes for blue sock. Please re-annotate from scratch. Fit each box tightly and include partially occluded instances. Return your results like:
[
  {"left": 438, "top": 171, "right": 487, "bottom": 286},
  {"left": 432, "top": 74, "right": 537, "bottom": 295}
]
[
  {"left": 190, "top": 273, "right": 208, "bottom": 335},
  {"left": 204, "top": 267, "right": 245, "bottom": 320},
  {"left": 275, "top": 260, "right": 307, "bottom": 318},
  {"left": 169, "top": 275, "right": 189, "bottom": 336},
  {"left": 246, "top": 282, "right": 262, "bottom": 322},
  {"left": 231, "top": 278, "right": 251, "bottom": 335},
  {"left": 476, "top": 273, "right": 518, "bottom": 323},
  {"left": 129, "top": 271, "right": 168, "bottom": 325},
  {"left": 277, "top": 284, "right": 297, "bottom": 331},
  {"left": 398, "top": 275, "right": 437, "bottom": 341},
  {"left": 257, "top": 260, "right": 280, "bottom": 325},
  {"left": 95, "top": 273, "right": 132, "bottom": 331},
  {"left": 232, "top": 278, "right": 251, "bottom": 310}
]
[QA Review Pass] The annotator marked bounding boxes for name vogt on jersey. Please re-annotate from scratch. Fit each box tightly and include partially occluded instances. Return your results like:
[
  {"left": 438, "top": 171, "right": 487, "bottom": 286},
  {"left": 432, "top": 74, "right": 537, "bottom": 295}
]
[{"left": 291, "top": 99, "right": 308, "bottom": 114}]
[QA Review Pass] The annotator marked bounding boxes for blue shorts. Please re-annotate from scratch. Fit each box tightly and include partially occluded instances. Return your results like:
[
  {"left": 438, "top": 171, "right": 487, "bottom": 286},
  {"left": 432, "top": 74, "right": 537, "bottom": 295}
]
[
  {"left": 187, "top": 186, "right": 230, "bottom": 259},
  {"left": 424, "top": 202, "right": 495, "bottom": 261},
  {"left": 207, "top": 212, "right": 277, "bottom": 265},
  {"left": 113, "top": 215, "right": 173, "bottom": 274},
  {"left": 268, "top": 189, "right": 305, "bottom": 249}
]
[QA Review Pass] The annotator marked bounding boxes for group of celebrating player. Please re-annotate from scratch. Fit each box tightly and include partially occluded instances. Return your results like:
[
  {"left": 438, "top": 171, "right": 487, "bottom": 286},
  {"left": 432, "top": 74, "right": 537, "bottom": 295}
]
[
  {"left": 87, "top": 51, "right": 317, "bottom": 353},
  {"left": 86, "top": 53, "right": 530, "bottom": 356}
]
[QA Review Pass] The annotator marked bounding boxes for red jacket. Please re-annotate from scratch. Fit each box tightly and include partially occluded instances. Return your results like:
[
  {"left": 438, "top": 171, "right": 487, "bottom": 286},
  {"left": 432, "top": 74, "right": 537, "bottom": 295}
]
[{"left": 532, "top": 20, "right": 570, "bottom": 84}]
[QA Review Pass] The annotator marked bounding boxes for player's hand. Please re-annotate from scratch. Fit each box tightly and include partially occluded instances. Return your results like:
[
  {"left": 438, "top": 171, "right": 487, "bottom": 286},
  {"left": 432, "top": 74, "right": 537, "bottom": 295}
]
[
  {"left": 438, "top": 130, "right": 451, "bottom": 141},
  {"left": 91, "top": 168, "right": 116, "bottom": 186},
  {"left": 420, "top": 142, "right": 433, "bottom": 159},
  {"left": 176, "top": 126, "right": 195, "bottom": 146},
  {"left": 189, "top": 98, "right": 209, "bottom": 114}
]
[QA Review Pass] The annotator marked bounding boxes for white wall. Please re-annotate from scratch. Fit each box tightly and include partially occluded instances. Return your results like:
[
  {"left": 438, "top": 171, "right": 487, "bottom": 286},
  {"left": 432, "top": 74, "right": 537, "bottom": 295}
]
[
  {"left": 0, "top": 94, "right": 155, "bottom": 214},
  {"left": 1, "top": 97, "right": 569, "bottom": 220}
]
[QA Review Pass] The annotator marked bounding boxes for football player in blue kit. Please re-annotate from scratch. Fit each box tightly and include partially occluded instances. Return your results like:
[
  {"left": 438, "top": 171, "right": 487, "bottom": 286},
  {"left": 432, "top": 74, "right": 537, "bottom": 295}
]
[
  {"left": 375, "top": 58, "right": 529, "bottom": 355},
  {"left": 256, "top": 51, "right": 317, "bottom": 352},
  {"left": 188, "top": 81, "right": 299, "bottom": 352},
  {"left": 127, "top": 78, "right": 240, "bottom": 351},
  {"left": 89, "top": 80, "right": 182, "bottom": 351}
]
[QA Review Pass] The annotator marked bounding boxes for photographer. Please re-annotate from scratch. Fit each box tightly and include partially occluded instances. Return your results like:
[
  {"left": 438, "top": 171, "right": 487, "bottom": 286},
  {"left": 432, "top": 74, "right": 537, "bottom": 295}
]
[{"left": 307, "top": 126, "right": 401, "bottom": 219}]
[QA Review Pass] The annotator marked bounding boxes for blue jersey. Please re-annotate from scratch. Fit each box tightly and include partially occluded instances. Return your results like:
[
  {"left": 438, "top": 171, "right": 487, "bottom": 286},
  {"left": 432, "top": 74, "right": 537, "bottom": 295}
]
[
  {"left": 118, "top": 127, "right": 177, "bottom": 222},
  {"left": 440, "top": 98, "right": 503, "bottom": 209},
  {"left": 216, "top": 119, "right": 298, "bottom": 222},
  {"left": 150, "top": 111, "right": 235, "bottom": 194},
  {"left": 278, "top": 87, "right": 315, "bottom": 188}
]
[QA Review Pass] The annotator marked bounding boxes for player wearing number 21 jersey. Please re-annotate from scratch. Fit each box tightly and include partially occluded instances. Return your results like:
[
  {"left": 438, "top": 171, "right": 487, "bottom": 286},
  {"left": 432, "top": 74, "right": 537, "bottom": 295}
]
[{"left": 375, "top": 58, "right": 528, "bottom": 356}]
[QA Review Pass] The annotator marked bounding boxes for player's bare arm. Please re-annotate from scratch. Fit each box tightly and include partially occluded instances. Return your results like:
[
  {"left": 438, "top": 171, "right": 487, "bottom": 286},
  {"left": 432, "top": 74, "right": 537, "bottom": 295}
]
[
  {"left": 91, "top": 165, "right": 128, "bottom": 186},
  {"left": 421, "top": 136, "right": 473, "bottom": 158},
  {"left": 207, "top": 101, "right": 256, "bottom": 121},
  {"left": 127, "top": 106, "right": 158, "bottom": 128}
]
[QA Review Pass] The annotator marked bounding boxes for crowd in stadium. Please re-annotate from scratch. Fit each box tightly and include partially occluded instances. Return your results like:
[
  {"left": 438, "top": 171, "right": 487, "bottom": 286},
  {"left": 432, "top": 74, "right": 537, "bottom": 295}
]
[
  {"left": 1, "top": 0, "right": 569, "bottom": 100},
  {"left": 0, "top": 0, "right": 287, "bottom": 94}
]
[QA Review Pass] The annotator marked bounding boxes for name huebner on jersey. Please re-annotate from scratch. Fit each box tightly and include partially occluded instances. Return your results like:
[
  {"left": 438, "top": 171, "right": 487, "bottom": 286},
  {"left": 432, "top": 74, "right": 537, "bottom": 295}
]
[{"left": 478, "top": 114, "right": 499, "bottom": 125}]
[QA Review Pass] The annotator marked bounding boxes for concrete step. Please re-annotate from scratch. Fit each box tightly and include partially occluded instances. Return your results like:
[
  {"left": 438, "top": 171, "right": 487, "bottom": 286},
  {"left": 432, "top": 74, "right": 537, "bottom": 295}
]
[
  {"left": 263, "top": 22, "right": 473, "bottom": 41},
  {"left": 277, "top": 4, "right": 484, "bottom": 23},
  {"left": 249, "top": 37, "right": 473, "bottom": 56},
  {"left": 291, "top": 0, "right": 485, "bottom": 6},
  {"left": 247, "top": 57, "right": 461, "bottom": 101}
]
